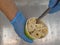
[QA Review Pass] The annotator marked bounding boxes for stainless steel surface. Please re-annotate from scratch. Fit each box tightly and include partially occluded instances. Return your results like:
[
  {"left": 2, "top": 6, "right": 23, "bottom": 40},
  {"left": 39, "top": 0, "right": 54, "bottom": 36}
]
[
  {"left": 0, "top": 0, "right": 60, "bottom": 45},
  {"left": 0, "top": 11, "right": 21, "bottom": 45},
  {"left": 0, "top": 17, "right": 3, "bottom": 45},
  {"left": 36, "top": 8, "right": 50, "bottom": 23},
  {"left": 37, "top": 0, "right": 59, "bottom": 23}
]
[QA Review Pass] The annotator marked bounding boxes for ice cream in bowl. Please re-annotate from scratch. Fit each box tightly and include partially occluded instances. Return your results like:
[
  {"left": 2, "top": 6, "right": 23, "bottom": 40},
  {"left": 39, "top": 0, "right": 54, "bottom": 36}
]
[{"left": 24, "top": 17, "right": 48, "bottom": 40}]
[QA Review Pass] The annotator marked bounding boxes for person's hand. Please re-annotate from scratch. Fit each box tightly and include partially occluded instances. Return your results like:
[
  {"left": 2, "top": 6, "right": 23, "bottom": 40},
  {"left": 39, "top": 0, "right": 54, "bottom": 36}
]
[
  {"left": 48, "top": 0, "right": 60, "bottom": 13},
  {"left": 0, "top": 0, "right": 33, "bottom": 43},
  {"left": 11, "top": 11, "right": 33, "bottom": 43}
]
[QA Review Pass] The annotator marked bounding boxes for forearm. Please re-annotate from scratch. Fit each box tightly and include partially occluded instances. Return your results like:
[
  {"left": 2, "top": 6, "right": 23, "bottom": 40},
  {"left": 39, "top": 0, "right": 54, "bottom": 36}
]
[{"left": 0, "top": 0, "right": 18, "bottom": 21}]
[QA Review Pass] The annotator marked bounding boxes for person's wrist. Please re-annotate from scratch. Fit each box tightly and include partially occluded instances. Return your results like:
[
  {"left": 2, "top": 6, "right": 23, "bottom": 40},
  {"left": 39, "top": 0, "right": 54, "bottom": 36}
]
[
  {"left": 0, "top": 0, "right": 18, "bottom": 21},
  {"left": 11, "top": 11, "right": 26, "bottom": 23},
  {"left": 1, "top": 6, "right": 18, "bottom": 21}
]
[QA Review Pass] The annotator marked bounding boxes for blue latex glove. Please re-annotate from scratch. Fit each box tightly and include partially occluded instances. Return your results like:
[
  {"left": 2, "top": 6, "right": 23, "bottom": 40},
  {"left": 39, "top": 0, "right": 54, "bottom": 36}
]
[
  {"left": 49, "top": 0, "right": 60, "bottom": 13},
  {"left": 11, "top": 11, "right": 33, "bottom": 43}
]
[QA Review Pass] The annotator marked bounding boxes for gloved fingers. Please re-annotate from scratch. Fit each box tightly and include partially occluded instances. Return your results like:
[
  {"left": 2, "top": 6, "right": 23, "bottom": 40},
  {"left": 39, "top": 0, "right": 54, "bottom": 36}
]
[
  {"left": 11, "top": 11, "right": 33, "bottom": 43},
  {"left": 17, "top": 30, "right": 33, "bottom": 43},
  {"left": 11, "top": 20, "right": 33, "bottom": 43},
  {"left": 49, "top": 0, "right": 58, "bottom": 8},
  {"left": 12, "top": 22, "right": 33, "bottom": 43},
  {"left": 49, "top": 2, "right": 60, "bottom": 14}
]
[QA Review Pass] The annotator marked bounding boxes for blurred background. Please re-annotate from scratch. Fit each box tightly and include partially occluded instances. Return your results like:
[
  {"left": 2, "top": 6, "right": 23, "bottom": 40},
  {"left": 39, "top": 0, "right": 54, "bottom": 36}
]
[{"left": 0, "top": 0, "right": 60, "bottom": 45}]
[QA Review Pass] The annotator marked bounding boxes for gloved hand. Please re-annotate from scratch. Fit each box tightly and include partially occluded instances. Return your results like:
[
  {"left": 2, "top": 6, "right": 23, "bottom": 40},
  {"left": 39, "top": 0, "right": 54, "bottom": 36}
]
[
  {"left": 48, "top": 0, "right": 60, "bottom": 13},
  {"left": 11, "top": 11, "right": 33, "bottom": 43}
]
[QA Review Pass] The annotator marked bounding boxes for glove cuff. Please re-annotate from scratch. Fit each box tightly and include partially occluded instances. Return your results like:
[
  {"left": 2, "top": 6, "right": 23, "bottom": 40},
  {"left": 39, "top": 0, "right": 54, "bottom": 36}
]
[{"left": 11, "top": 11, "right": 26, "bottom": 24}]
